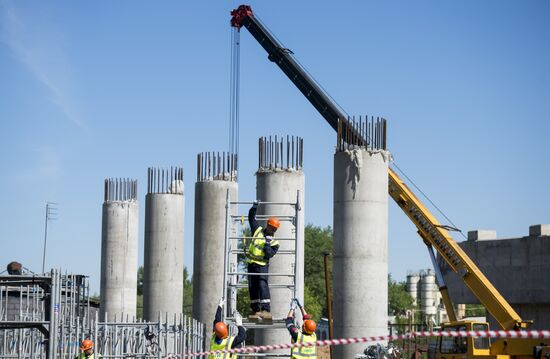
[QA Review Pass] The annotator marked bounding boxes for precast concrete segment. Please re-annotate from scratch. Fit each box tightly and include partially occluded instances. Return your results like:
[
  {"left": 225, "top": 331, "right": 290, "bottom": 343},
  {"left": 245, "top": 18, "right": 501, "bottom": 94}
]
[
  {"left": 333, "top": 148, "right": 389, "bottom": 358},
  {"left": 254, "top": 169, "right": 305, "bottom": 355},
  {"left": 143, "top": 167, "right": 185, "bottom": 321},
  {"left": 100, "top": 178, "right": 138, "bottom": 321},
  {"left": 192, "top": 180, "right": 238, "bottom": 328}
]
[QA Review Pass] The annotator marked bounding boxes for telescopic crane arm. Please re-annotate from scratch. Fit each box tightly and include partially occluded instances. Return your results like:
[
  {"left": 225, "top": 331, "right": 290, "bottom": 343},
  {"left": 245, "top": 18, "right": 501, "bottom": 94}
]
[
  {"left": 231, "top": 4, "right": 529, "bottom": 330},
  {"left": 231, "top": 5, "right": 347, "bottom": 131}
]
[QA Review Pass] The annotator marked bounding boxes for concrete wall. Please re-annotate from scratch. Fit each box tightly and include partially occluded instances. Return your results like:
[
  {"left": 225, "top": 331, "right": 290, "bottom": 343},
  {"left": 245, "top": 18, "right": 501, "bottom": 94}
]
[
  {"left": 192, "top": 180, "right": 238, "bottom": 326},
  {"left": 333, "top": 149, "right": 389, "bottom": 358},
  {"left": 255, "top": 169, "right": 305, "bottom": 355},
  {"left": 438, "top": 230, "right": 550, "bottom": 329},
  {"left": 100, "top": 200, "right": 139, "bottom": 320},
  {"left": 143, "top": 193, "right": 184, "bottom": 320}
]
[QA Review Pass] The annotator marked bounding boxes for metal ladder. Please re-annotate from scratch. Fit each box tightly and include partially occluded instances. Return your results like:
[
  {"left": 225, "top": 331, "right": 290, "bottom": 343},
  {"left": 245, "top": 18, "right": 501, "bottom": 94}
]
[{"left": 221, "top": 190, "right": 302, "bottom": 333}]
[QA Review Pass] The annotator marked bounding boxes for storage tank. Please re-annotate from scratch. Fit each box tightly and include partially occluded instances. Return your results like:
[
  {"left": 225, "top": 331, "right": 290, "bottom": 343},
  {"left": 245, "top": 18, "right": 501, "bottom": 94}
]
[
  {"left": 421, "top": 269, "right": 437, "bottom": 316},
  {"left": 406, "top": 272, "right": 420, "bottom": 306}
]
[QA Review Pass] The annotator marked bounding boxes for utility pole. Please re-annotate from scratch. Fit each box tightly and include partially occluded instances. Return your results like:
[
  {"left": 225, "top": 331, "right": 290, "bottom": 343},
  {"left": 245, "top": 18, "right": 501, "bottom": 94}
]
[
  {"left": 323, "top": 252, "right": 333, "bottom": 358},
  {"left": 42, "top": 202, "right": 58, "bottom": 273}
]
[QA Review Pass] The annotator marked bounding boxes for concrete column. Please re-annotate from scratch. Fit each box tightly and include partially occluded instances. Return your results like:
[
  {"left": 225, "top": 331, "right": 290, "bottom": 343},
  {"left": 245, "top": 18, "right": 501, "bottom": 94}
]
[
  {"left": 333, "top": 118, "right": 389, "bottom": 357},
  {"left": 143, "top": 167, "right": 185, "bottom": 320},
  {"left": 255, "top": 136, "right": 304, "bottom": 355},
  {"left": 100, "top": 178, "right": 138, "bottom": 321},
  {"left": 192, "top": 152, "right": 238, "bottom": 328}
]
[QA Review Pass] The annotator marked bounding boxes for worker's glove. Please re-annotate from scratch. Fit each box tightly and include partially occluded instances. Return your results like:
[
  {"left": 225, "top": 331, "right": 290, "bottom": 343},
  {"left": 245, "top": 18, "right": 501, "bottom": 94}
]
[
  {"left": 218, "top": 298, "right": 225, "bottom": 308},
  {"left": 290, "top": 299, "right": 298, "bottom": 311},
  {"left": 234, "top": 311, "right": 243, "bottom": 326},
  {"left": 252, "top": 200, "right": 259, "bottom": 208},
  {"left": 265, "top": 236, "right": 272, "bottom": 243}
]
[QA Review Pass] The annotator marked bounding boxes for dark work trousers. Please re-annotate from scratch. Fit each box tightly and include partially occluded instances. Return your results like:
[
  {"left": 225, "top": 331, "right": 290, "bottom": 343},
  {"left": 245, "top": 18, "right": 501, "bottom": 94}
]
[{"left": 248, "top": 262, "right": 271, "bottom": 312}]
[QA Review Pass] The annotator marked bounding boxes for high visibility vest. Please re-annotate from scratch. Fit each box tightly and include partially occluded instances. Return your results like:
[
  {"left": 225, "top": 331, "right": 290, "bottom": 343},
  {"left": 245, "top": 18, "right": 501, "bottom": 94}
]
[
  {"left": 246, "top": 227, "right": 279, "bottom": 266},
  {"left": 291, "top": 331, "right": 317, "bottom": 359},
  {"left": 76, "top": 353, "right": 100, "bottom": 359},
  {"left": 208, "top": 334, "right": 236, "bottom": 359}
]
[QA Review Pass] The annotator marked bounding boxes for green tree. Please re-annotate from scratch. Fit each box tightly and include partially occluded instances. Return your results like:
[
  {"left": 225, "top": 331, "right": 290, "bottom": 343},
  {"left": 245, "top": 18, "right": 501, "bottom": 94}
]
[
  {"left": 137, "top": 266, "right": 144, "bottom": 295},
  {"left": 303, "top": 225, "right": 333, "bottom": 320},
  {"left": 465, "top": 304, "right": 485, "bottom": 317},
  {"left": 388, "top": 274, "right": 414, "bottom": 316},
  {"left": 183, "top": 266, "right": 193, "bottom": 316},
  {"left": 303, "top": 285, "right": 323, "bottom": 321}
]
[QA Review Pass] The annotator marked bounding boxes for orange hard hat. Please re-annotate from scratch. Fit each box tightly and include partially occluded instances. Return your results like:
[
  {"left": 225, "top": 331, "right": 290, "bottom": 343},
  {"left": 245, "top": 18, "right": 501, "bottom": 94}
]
[
  {"left": 80, "top": 339, "right": 93, "bottom": 351},
  {"left": 214, "top": 322, "right": 229, "bottom": 339},
  {"left": 267, "top": 217, "right": 280, "bottom": 229},
  {"left": 302, "top": 319, "right": 316, "bottom": 335}
]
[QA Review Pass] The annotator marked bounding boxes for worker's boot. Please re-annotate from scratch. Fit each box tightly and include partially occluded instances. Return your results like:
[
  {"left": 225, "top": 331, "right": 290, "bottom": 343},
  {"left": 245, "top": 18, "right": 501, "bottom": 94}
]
[
  {"left": 248, "top": 312, "right": 262, "bottom": 321},
  {"left": 259, "top": 310, "right": 272, "bottom": 321}
]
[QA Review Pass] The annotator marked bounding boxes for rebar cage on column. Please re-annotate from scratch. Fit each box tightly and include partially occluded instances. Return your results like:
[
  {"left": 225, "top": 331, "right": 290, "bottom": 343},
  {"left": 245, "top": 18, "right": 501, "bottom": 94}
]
[
  {"left": 258, "top": 135, "right": 303, "bottom": 170},
  {"left": 147, "top": 167, "right": 184, "bottom": 194},
  {"left": 336, "top": 116, "right": 387, "bottom": 152},
  {"left": 104, "top": 178, "right": 137, "bottom": 202},
  {"left": 196, "top": 152, "right": 238, "bottom": 182}
]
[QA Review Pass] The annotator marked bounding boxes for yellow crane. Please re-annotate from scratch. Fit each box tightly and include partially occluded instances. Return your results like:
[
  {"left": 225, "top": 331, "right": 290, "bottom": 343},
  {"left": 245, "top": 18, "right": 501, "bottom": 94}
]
[{"left": 230, "top": 5, "right": 549, "bottom": 358}]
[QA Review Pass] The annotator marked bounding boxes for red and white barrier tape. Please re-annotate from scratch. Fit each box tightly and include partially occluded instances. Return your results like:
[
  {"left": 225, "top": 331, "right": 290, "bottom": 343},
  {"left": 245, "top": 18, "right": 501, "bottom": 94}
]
[{"left": 167, "top": 330, "right": 550, "bottom": 358}]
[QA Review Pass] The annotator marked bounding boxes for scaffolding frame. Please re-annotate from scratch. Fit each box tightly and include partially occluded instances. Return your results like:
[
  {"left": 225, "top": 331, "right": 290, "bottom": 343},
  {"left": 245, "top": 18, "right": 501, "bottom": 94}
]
[{"left": 221, "top": 190, "right": 302, "bottom": 357}]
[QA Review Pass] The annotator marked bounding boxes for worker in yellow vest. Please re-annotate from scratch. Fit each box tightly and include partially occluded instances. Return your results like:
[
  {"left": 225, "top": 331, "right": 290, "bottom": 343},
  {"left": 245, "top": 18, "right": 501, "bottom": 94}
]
[
  {"left": 209, "top": 298, "right": 246, "bottom": 359},
  {"left": 286, "top": 299, "right": 317, "bottom": 359},
  {"left": 76, "top": 339, "right": 100, "bottom": 359},
  {"left": 247, "top": 201, "right": 280, "bottom": 320}
]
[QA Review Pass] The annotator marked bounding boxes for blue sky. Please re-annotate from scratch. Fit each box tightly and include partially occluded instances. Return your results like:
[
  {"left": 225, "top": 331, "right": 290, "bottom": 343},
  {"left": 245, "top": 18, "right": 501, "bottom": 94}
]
[{"left": 1, "top": 1, "right": 549, "bottom": 294}]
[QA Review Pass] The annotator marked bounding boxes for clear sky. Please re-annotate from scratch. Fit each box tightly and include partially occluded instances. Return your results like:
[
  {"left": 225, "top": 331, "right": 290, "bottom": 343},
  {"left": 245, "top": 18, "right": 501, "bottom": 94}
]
[{"left": 1, "top": 1, "right": 549, "bottom": 294}]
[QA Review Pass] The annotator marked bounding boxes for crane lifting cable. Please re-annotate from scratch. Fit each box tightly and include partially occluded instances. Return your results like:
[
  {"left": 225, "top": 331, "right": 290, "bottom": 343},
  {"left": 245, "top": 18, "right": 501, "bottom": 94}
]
[{"left": 229, "top": 26, "right": 241, "bottom": 177}]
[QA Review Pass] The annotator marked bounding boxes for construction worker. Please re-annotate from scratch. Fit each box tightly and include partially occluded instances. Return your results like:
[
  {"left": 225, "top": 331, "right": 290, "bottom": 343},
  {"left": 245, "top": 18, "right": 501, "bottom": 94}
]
[
  {"left": 76, "top": 339, "right": 100, "bottom": 359},
  {"left": 247, "top": 201, "right": 280, "bottom": 320},
  {"left": 286, "top": 299, "right": 317, "bottom": 359},
  {"left": 209, "top": 298, "right": 246, "bottom": 359}
]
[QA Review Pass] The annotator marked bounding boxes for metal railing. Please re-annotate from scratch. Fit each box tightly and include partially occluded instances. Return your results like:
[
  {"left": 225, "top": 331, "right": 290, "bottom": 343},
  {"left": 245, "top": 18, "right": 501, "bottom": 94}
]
[{"left": 0, "top": 270, "right": 205, "bottom": 358}]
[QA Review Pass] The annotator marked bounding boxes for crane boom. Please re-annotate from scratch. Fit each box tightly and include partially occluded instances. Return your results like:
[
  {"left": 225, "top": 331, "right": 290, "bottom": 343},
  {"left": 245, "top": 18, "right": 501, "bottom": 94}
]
[
  {"left": 231, "top": 4, "right": 528, "bottom": 330},
  {"left": 231, "top": 5, "right": 347, "bottom": 131}
]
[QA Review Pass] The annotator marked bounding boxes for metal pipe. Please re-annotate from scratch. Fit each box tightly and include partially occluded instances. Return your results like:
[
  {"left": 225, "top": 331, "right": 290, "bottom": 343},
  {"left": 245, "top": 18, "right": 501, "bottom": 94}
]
[{"left": 324, "top": 252, "right": 334, "bottom": 359}]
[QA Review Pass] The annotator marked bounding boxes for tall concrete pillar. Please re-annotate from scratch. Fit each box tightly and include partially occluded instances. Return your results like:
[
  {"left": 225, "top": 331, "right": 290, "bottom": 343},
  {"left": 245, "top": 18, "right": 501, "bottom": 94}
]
[
  {"left": 255, "top": 136, "right": 304, "bottom": 355},
  {"left": 100, "top": 178, "right": 139, "bottom": 321},
  {"left": 333, "top": 118, "right": 389, "bottom": 357},
  {"left": 192, "top": 152, "right": 238, "bottom": 327},
  {"left": 143, "top": 167, "right": 185, "bottom": 320}
]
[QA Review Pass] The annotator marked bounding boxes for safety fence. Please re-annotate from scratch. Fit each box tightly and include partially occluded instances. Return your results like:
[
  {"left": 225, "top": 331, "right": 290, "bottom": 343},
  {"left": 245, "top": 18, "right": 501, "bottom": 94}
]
[
  {"left": 0, "top": 270, "right": 205, "bottom": 358},
  {"left": 164, "top": 329, "right": 550, "bottom": 358}
]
